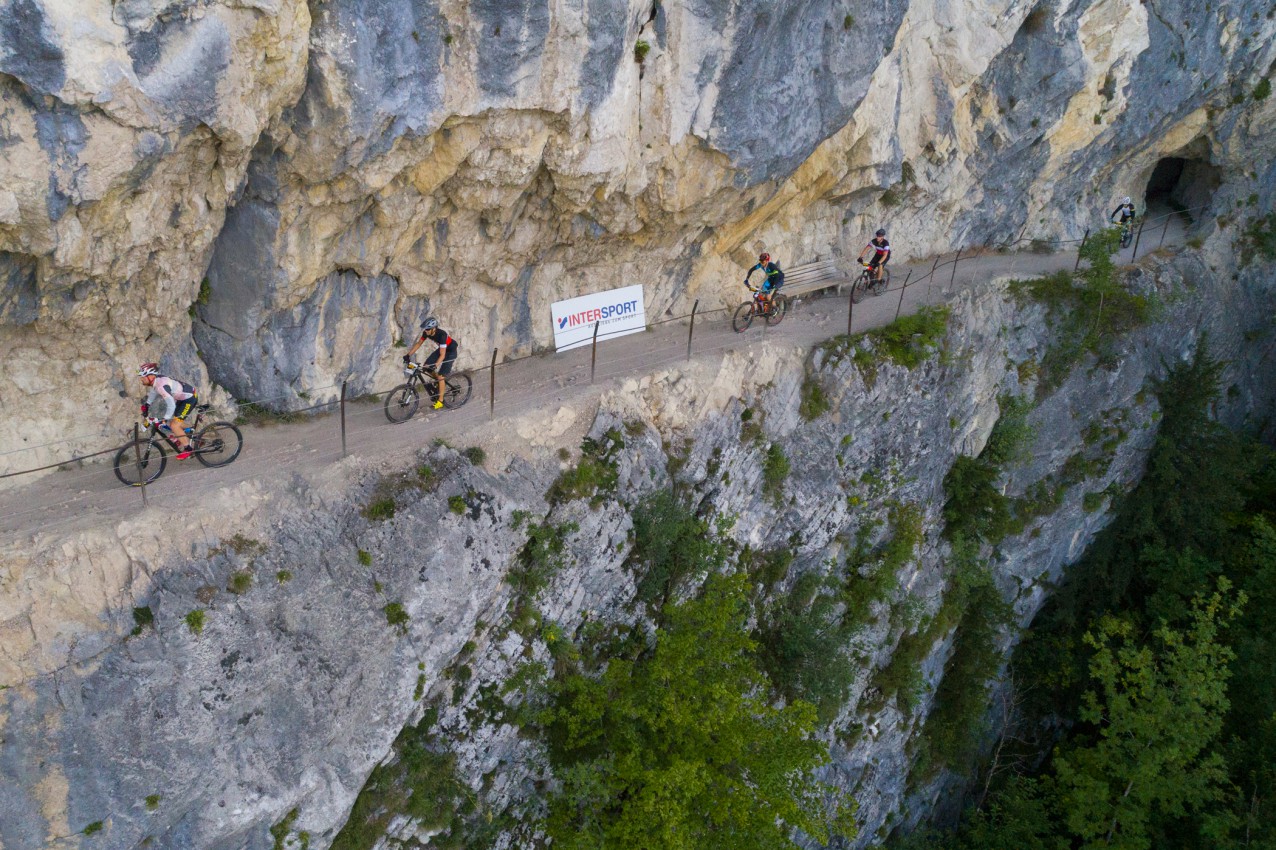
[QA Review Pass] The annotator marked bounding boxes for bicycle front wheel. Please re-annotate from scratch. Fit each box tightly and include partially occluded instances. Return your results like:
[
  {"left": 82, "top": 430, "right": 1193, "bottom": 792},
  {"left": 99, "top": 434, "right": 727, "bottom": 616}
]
[
  {"left": 194, "top": 422, "right": 244, "bottom": 467},
  {"left": 764, "top": 295, "right": 788, "bottom": 326},
  {"left": 731, "top": 302, "right": 755, "bottom": 333},
  {"left": 851, "top": 273, "right": 870, "bottom": 304},
  {"left": 1120, "top": 226, "right": 1133, "bottom": 248},
  {"left": 442, "top": 372, "right": 473, "bottom": 409},
  {"left": 114, "top": 438, "right": 167, "bottom": 487},
  {"left": 384, "top": 384, "right": 420, "bottom": 423}
]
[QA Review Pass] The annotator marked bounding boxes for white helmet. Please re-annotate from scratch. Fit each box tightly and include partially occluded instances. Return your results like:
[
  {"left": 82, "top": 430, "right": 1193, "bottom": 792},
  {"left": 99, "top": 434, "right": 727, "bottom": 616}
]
[{"left": 1122, "top": 196, "right": 1131, "bottom": 205}]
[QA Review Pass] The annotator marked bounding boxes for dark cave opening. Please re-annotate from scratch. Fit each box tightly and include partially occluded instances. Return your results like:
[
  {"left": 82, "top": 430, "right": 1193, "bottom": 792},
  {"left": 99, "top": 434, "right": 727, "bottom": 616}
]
[{"left": 1144, "top": 155, "right": 1221, "bottom": 216}]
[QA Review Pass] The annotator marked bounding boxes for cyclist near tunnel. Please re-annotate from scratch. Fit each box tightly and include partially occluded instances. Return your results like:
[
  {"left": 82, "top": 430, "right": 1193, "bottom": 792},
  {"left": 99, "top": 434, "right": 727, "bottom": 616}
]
[
  {"left": 403, "top": 317, "right": 458, "bottom": 410},
  {"left": 1110, "top": 196, "right": 1137, "bottom": 227},
  {"left": 858, "top": 229, "right": 892, "bottom": 282},
  {"left": 138, "top": 362, "right": 197, "bottom": 459},
  {"left": 744, "top": 252, "right": 785, "bottom": 306}
]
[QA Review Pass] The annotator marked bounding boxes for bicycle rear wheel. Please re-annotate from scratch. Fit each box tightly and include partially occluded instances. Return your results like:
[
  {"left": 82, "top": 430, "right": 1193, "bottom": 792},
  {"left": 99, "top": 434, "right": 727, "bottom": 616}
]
[
  {"left": 194, "top": 422, "right": 244, "bottom": 467},
  {"left": 442, "top": 372, "right": 473, "bottom": 409},
  {"left": 114, "top": 438, "right": 167, "bottom": 486},
  {"left": 384, "top": 383, "right": 420, "bottom": 423},
  {"left": 764, "top": 295, "right": 788, "bottom": 326},
  {"left": 731, "top": 302, "right": 755, "bottom": 333}
]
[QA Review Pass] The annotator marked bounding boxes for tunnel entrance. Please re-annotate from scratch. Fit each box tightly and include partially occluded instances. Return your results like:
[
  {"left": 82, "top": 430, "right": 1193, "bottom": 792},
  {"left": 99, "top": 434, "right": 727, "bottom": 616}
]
[{"left": 1144, "top": 154, "right": 1221, "bottom": 216}]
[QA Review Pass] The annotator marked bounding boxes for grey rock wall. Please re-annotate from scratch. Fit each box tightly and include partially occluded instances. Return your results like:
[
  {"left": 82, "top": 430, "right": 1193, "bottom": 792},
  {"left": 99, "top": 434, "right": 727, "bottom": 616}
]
[{"left": 3, "top": 246, "right": 1273, "bottom": 849}]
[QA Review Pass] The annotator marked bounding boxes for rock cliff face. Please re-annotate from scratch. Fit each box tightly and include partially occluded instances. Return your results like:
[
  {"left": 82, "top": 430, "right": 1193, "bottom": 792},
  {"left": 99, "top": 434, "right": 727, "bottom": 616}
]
[
  {"left": 1, "top": 0, "right": 1273, "bottom": 458},
  {"left": 1, "top": 244, "right": 1274, "bottom": 848}
]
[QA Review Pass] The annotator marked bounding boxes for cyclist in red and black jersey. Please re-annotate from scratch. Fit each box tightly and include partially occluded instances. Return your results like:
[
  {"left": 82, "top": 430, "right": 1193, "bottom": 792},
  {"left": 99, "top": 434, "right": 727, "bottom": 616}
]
[
  {"left": 138, "top": 362, "right": 197, "bottom": 459},
  {"left": 858, "top": 229, "right": 891, "bottom": 282},
  {"left": 404, "top": 317, "right": 459, "bottom": 410}
]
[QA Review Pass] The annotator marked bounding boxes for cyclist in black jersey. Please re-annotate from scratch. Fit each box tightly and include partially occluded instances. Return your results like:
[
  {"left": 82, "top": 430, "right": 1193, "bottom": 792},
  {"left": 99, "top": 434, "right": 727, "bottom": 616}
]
[
  {"left": 403, "top": 317, "right": 458, "bottom": 410},
  {"left": 858, "top": 229, "right": 891, "bottom": 282}
]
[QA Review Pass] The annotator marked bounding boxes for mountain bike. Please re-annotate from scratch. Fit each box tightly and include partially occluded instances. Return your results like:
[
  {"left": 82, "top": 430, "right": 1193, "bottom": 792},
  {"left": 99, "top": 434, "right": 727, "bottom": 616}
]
[
  {"left": 384, "top": 362, "right": 473, "bottom": 423},
  {"left": 731, "top": 288, "right": 789, "bottom": 333},
  {"left": 851, "top": 261, "right": 891, "bottom": 303},
  {"left": 113, "top": 405, "right": 244, "bottom": 486},
  {"left": 1117, "top": 218, "right": 1135, "bottom": 249}
]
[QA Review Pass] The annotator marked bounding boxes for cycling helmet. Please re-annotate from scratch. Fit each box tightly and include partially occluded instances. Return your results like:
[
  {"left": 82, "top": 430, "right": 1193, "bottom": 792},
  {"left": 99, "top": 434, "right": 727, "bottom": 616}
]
[
  {"left": 758, "top": 252, "right": 771, "bottom": 263},
  {"left": 420, "top": 317, "right": 439, "bottom": 331},
  {"left": 1122, "top": 196, "right": 1131, "bottom": 205},
  {"left": 875, "top": 229, "right": 887, "bottom": 237},
  {"left": 138, "top": 362, "right": 160, "bottom": 378}
]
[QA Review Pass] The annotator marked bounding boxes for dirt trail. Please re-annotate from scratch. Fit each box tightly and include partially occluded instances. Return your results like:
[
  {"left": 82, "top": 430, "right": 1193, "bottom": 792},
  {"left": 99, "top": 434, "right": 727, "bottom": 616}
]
[{"left": 0, "top": 217, "right": 1189, "bottom": 545}]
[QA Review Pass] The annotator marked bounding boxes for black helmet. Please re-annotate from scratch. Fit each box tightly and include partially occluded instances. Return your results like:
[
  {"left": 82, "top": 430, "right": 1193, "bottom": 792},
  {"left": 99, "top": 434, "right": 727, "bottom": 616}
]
[
  {"left": 420, "top": 317, "right": 439, "bottom": 331},
  {"left": 875, "top": 229, "right": 886, "bottom": 237}
]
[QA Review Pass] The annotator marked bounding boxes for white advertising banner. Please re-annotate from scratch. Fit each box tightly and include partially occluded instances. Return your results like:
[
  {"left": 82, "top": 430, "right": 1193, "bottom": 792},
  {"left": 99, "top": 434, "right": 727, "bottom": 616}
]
[{"left": 550, "top": 284, "right": 646, "bottom": 352}]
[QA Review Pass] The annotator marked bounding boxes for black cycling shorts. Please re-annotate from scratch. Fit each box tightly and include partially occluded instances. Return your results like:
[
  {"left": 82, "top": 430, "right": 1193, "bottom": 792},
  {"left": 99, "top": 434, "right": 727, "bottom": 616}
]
[
  {"left": 869, "top": 256, "right": 886, "bottom": 269},
  {"left": 173, "top": 397, "right": 197, "bottom": 421},
  {"left": 426, "top": 344, "right": 458, "bottom": 376}
]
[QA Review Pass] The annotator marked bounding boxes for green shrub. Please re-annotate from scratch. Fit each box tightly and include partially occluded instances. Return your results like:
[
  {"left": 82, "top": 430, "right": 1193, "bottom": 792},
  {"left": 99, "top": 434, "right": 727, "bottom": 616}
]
[
  {"left": 799, "top": 374, "right": 832, "bottom": 420},
  {"left": 509, "top": 521, "right": 579, "bottom": 606},
  {"left": 982, "top": 394, "right": 1037, "bottom": 466},
  {"left": 357, "top": 549, "right": 372, "bottom": 567},
  {"left": 145, "top": 794, "right": 161, "bottom": 811},
  {"left": 276, "top": 570, "right": 293, "bottom": 584},
  {"left": 943, "top": 455, "right": 1013, "bottom": 543},
  {"left": 762, "top": 443, "right": 791, "bottom": 506},
  {"left": 184, "top": 610, "right": 206, "bottom": 636},
  {"left": 131, "top": 606, "right": 154, "bottom": 636},
  {"left": 629, "top": 491, "right": 729, "bottom": 610},
  {"left": 1254, "top": 77, "right": 1272, "bottom": 101},
  {"left": 363, "top": 497, "right": 396, "bottom": 522},
  {"left": 83, "top": 821, "right": 103, "bottom": 835},
  {"left": 227, "top": 570, "right": 253, "bottom": 595},
  {"left": 547, "top": 429, "right": 623, "bottom": 507},
  {"left": 1240, "top": 212, "right": 1276, "bottom": 267},
  {"left": 448, "top": 494, "right": 466, "bottom": 515},
  {"left": 462, "top": 446, "right": 486, "bottom": 466},
  {"left": 634, "top": 39, "right": 650, "bottom": 62},
  {"left": 384, "top": 602, "right": 410, "bottom": 635}
]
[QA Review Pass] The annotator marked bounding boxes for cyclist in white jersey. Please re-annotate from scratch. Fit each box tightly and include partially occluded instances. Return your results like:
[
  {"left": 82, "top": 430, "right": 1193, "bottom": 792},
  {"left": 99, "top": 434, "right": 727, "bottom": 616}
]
[{"left": 138, "top": 363, "right": 197, "bottom": 459}]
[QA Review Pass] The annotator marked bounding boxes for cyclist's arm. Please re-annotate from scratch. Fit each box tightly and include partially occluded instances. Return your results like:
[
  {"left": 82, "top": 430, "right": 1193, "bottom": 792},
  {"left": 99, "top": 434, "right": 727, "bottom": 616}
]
[
  {"left": 152, "top": 380, "right": 177, "bottom": 420},
  {"left": 405, "top": 335, "right": 424, "bottom": 360}
]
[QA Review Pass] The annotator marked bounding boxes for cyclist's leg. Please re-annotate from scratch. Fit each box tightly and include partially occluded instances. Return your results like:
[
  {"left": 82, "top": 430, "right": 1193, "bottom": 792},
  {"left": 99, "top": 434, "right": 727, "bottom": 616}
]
[
  {"left": 436, "top": 347, "right": 458, "bottom": 403},
  {"left": 171, "top": 398, "right": 195, "bottom": 452}
]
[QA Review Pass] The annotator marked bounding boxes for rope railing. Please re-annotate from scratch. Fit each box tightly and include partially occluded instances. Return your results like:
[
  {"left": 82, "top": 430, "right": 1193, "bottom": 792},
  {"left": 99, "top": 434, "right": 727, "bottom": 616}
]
[{"left": 0, "top": 205, "right": 1214, "bottom": 532}]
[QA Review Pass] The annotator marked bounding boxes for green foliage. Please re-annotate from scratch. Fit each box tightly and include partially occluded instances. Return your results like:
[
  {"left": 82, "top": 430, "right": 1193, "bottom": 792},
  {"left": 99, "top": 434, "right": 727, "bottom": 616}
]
[
  {"left": 227, "top": 570, "right": 253, "bottom": 595},
  {"left": 356, "top": 549, "right": 372, "bottom": 567},
  {"left": 145, "top": 794, "right": 161, "bottom": 811},
  {"left": 83, "top": 821, "right": 103, "bottom": 835},
  {"left": 131, "top": 606, "right": 154, "bottom": 636},
  {"left": 509, "top": 521, "right": 579, "bottom": 611},
  {"left": 763, "top": 443, "right": 791, "bottom": 506},
  {"left": 799, "top": 373, "right": 832, "bottom": 420},
  {"left": 629, "top": 491, "right": 729, "bottom": 609},
  {"left": 184, "top": 609, "right": 205, "bottom": 636},
  {"left": 543, "top": 572, "right": 857, "bottom": 849},
  {"left": 362, "top": 496, "right": 396, "bottom": 522},
  {"left": 448, "top": 494, "right": 466, "bottom": 515},
  {"left": 881, "top": 187, "right": 901, "bottom": 207},
  {"left": 1239, "top": 212, "right": 1276, "bottom": 267},
  {"left": 1254, "top": 77, "right": 1272, "bottom": 101},
  {"left": 1008, "top": 236, "right": 1152, "bottom": 395},
  {"left": 942, "top": 455, "right": 1013, "bottom": 543},
  {"left": 634, "top": 39, "right": 650, "bottom": 62},
  {"left": 843, "top": 13, "right": 854, "bottom": 28},
  {"left": 756, "top": 571, "right": 859, "bottom": 723},
  {"left": 384, "top": 602, "right": 410, "bottom": 635},
  {"left": 276, "top": 569, "right": 293, "bottom": 584},
  {"left": 982, "top": 394, "right": 1037, "bottom": 466},
  {"left": 462, "top": 446, "right": 486, "bottom": 466},
  {"left": 270, "top": 809, "right": 300, "bottom": 850},
  {"left": 330, "top": 713, "right": 473, "bottom": 850},
  {"left": 548, "top": 429, "right": 623, "bottom": 507},
  {"left": 842, "top": 503, "right": 922, "bottom": 624}
]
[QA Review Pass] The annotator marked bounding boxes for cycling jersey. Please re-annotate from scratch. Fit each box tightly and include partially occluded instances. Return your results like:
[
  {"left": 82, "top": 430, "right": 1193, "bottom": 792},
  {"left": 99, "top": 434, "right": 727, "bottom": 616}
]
[
  {"left": 146, "top": 377, "right": 196, "bottom": 420},
  {"left": 420, "top": 327, "right": 457, "bottom": 350},
  {"left": 420, "top": 327, "right": 458, "bottom": 376},
  {"left": 1111, "top": 204, "right": 1135, "bottom": 223},
  {"left": 862, "top": 237, "right": 891, "bottom": 267},
  {"left": 746, "top": 261, "right": 785, "bottom": 293}
]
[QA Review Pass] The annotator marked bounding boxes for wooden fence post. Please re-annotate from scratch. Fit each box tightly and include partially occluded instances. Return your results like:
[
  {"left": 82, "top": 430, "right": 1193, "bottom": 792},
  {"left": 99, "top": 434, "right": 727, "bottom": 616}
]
[
  {"left": 1074, "top": 227, "right": 1090, "bottom": 272},
  {"left": 589, "top": 321, "right": 600, "bottom": 384},
  {"left": 339, "top": 380, "right": 348, "bottom": 458},
  {"left": 133, "top": 422, "right": 148, "bottom": 506},
  {"left": 489, "top": 348, "right": 498, "bottom": 419},
  {"left": 687, "top": 300, "right": 698, "bottom": 361}
]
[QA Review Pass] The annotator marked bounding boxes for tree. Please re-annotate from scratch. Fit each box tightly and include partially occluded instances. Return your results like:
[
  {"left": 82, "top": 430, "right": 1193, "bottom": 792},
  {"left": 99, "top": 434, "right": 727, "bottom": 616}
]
[
  {"left": 1053, "top": 586, "right": 1241, "bottom": 850},
  {"left": 544, "top": 572, "right": 856, "bottom": 850}
]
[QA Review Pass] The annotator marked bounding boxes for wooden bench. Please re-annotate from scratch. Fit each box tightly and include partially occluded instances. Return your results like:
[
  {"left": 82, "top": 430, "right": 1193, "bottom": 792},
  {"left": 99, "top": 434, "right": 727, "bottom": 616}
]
[{"left": 777, "top": 259, "right": 853, "bottom": 299}]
